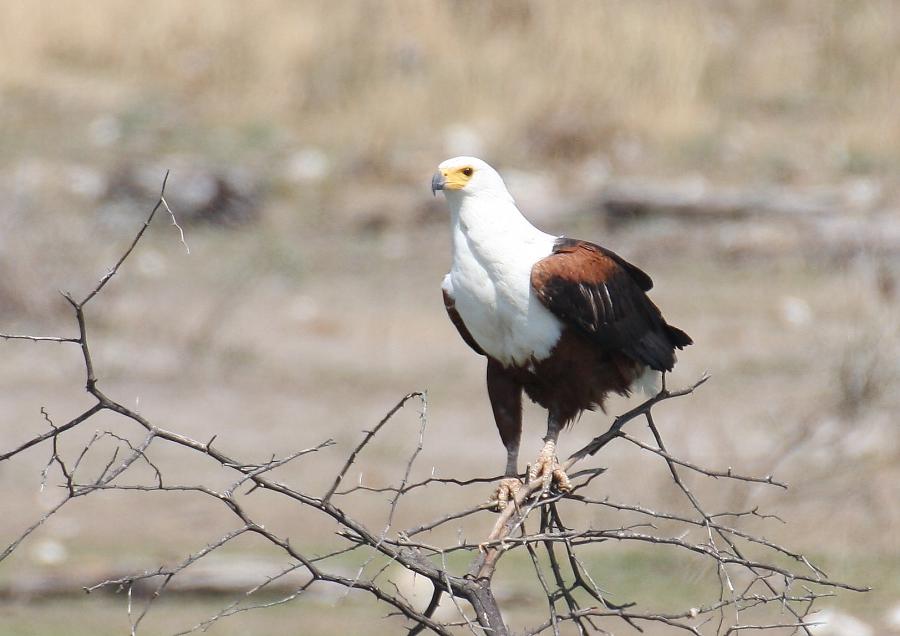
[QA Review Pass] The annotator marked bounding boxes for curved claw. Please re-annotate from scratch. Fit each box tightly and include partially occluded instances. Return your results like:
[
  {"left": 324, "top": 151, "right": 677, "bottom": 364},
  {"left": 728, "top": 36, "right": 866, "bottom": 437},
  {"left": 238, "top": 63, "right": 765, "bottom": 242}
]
[
  {"left": 528, "top": 440, "right": 572, "bottom": 496},
  {"left": 492, "top": 477, "right": 523, "bottom": 512}
]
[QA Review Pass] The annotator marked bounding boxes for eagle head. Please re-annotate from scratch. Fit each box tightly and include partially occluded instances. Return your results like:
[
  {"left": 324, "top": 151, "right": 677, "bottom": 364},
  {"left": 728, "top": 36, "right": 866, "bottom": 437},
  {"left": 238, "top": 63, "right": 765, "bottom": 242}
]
[{"left": 431, "top": 156, "right": 509, "bottom": 199}]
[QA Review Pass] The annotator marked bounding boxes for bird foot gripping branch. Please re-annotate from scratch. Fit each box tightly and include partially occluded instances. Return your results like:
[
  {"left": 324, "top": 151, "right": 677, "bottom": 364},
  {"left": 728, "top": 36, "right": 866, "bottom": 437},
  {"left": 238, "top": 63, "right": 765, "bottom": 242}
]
[
  {"left": 493, "top": 477, "right": 523, "bottom": 512},
  {"left": 527, "top": 439, "right": 572, "bottom": 496},
  {"left": 489, "top": 441, "right": 574, "bottom": 513}
]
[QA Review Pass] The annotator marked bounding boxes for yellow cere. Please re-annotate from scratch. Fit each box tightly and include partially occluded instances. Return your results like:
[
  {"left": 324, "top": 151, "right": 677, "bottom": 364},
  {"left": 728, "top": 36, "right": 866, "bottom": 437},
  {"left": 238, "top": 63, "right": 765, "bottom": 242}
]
[{"left": 440, "top": 166, "right": 475, "bottom": 190}]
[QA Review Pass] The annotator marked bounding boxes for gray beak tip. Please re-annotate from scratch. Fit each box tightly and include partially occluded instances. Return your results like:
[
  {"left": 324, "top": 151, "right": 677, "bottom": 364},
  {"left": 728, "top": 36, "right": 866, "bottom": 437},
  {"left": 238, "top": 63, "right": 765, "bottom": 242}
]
[{"left": 431, "top": 172, "right": 445, "bottom": 196}]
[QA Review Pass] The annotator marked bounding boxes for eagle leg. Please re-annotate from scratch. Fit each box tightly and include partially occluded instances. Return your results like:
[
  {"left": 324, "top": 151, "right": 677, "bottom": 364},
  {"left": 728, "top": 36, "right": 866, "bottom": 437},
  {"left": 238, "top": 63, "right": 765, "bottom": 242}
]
[
  {"left": 527, "top": 412, "right": 572, "bottom": 496},
  {"left": 487, "top": 360, "right": 524, "bottom": 511}
]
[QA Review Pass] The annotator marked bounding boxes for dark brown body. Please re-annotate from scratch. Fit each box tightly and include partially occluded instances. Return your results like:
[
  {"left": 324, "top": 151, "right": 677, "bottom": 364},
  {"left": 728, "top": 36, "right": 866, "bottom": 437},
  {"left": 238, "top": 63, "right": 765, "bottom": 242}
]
[{"left": 503, "top": 329, "right": 642, "bottom": 424}]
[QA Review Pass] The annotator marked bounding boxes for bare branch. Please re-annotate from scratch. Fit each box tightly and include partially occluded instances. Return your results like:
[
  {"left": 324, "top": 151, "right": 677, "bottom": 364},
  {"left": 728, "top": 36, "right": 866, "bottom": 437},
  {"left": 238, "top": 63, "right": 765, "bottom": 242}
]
[
  {"left": 0, "top": 403, "right": 104, "bottom": 462},
  {"left": 0, "top": 333, "right": 79, "bottom": 343},
  {"left": 323, "top": 391, "right": 424, "bottom": 503},
  {"left": 80, "top": 170, "right": 170, "bottom": 307}
]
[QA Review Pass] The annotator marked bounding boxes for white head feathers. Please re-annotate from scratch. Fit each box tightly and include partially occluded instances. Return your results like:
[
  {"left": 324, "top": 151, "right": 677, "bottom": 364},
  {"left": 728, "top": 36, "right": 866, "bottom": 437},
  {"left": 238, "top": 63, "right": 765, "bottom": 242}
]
[{"left": 433, "top": 156, "right": 514, "bottom": 204}]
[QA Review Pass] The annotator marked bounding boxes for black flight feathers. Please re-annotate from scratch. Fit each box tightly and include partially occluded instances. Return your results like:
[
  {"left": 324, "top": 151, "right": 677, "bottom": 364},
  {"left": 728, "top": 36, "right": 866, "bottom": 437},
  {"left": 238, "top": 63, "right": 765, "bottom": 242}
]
[{"left": 532, "top": 238, "right": 692, "bottom": 372}]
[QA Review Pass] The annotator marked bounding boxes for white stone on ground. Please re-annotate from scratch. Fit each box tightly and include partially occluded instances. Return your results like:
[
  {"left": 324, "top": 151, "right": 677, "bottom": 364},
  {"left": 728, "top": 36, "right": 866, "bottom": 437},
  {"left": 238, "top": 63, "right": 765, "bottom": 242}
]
[{"left": 806, "top": 608, "right": 873, "bottom": 636}]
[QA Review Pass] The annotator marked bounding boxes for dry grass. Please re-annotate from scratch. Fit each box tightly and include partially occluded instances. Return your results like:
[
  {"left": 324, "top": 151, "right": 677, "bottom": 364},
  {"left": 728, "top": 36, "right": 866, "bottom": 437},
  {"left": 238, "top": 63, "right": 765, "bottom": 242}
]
[{"left": 2, "top": 1, "right": 900, "bottom": 178}]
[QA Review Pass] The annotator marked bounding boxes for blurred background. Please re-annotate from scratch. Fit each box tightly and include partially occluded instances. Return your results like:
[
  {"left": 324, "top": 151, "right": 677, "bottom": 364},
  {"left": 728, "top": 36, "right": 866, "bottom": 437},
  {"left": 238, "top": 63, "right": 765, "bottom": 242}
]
[{"left": 1, "top": 1, "right": 898, "bottom": 634}]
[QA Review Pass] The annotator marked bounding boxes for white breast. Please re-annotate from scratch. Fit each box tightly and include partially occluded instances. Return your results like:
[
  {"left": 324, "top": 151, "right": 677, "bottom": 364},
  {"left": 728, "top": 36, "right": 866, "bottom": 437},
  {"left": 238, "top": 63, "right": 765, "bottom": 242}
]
[{"left": 445, "top": 203, "right": 563, "bottom": 367}]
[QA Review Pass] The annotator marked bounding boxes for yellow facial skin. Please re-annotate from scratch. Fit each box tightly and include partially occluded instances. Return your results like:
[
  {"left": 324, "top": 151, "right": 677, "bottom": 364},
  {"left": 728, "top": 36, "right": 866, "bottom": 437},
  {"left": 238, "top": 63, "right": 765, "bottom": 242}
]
[{"left": 440, "top": 165, "right": 475, "bottom": 190}]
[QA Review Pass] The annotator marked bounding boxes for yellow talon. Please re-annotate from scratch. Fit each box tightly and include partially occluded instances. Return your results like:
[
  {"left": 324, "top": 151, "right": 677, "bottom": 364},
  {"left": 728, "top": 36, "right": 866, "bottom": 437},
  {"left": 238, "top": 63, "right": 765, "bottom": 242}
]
[
  {"left": 492, "top": 477, "right": 523, "bottom": 512},
  {"left": 528, "top": 440, "right": 572, "bottom": 496}
]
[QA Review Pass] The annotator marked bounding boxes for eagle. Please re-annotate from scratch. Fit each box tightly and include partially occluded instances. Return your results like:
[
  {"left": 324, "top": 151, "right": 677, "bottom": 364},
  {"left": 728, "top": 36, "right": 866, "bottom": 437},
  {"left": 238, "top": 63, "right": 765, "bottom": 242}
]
[{"left": 432, "top": 157, "right": 692, "bottom": 509}]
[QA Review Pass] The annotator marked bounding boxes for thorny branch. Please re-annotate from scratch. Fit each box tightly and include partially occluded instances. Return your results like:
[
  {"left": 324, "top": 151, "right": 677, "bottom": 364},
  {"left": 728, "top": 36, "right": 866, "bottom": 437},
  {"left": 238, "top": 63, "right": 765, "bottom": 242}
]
[{"left": 0, "top": 176, "right": 867, "bottom": 635}]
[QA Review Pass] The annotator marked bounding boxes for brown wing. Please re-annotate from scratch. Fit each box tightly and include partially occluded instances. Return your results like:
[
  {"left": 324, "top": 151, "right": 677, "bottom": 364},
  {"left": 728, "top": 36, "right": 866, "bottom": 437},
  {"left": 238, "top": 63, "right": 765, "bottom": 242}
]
[
  {"left": 442, "top": 285, "right": 485, "bottom": 356},
  {"left": 531, "top": 238, "right": 692, "bottom": 371}
]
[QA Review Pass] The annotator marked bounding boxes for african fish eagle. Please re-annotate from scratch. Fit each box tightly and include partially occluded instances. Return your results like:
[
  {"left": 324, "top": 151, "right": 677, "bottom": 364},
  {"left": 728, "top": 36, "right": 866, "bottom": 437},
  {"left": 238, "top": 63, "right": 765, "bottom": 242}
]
[{"left": 432, "top": 157, "right": 692, "bottom": 509}]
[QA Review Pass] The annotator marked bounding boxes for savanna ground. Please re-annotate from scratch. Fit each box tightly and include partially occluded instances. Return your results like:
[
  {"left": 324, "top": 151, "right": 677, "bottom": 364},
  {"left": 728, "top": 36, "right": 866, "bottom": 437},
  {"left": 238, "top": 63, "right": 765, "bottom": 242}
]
[{"left": 1, "top": 2, "right": 899, "bottom": 634}]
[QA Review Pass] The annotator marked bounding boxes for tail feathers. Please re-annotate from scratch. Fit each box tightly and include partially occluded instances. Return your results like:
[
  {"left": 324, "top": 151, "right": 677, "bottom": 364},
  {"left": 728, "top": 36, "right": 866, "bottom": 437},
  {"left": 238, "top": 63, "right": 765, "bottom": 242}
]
[
  {"left": 627, "top": 331, "right": 676, "bottom": 372},
  {"left": 626, "top": 324, "right": 692, "bottom": 372},
  {"left": 667, "top": 324, "right": 693, "bottom": 348}
]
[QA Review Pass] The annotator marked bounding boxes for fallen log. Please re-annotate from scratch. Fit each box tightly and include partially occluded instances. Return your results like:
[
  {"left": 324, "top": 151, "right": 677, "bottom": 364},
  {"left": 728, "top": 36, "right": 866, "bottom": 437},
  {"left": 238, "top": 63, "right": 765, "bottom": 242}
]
[{"left": 594, "top": 176, "right": 882, "bottom": 222}]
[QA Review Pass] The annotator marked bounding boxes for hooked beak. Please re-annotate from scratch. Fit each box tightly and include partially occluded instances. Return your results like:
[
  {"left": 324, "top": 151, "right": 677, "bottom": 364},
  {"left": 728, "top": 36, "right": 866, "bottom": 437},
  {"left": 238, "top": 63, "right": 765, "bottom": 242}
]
[{"left": 431, "top": 172, "right": 445, "bottom": 196}]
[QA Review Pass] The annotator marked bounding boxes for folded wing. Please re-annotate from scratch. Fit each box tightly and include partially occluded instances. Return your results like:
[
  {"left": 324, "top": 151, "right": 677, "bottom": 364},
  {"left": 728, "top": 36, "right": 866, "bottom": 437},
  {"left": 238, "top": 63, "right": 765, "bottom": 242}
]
[
  {"left": 442, "top": 275, "right": 485, "bottom": 356},
  {"left": 531, "top": 238, "right": 692, "bottom": 372}
]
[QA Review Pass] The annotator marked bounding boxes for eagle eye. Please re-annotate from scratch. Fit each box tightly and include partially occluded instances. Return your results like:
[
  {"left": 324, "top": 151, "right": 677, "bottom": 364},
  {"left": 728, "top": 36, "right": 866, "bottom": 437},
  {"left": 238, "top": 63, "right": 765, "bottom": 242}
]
[{"left": 461, "top": 167, "right": 473, "bottom": 177}]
